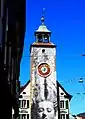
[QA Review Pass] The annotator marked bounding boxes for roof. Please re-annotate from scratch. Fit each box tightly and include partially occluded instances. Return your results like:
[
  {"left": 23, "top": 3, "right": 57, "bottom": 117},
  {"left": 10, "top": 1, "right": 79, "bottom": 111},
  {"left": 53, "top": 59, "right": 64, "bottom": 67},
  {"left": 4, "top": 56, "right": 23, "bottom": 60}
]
[
  {"left": 35, "top": 16, "right": 51, "bottom": 33},
  {"left": 77, "top": 112, "right": 85, "bottom": 117},
  {"left": 36, "top": 24, "right": 51, "bottom": 33},
  {"left": 20, "top": 80, "right": 72, "bottom": 100}
]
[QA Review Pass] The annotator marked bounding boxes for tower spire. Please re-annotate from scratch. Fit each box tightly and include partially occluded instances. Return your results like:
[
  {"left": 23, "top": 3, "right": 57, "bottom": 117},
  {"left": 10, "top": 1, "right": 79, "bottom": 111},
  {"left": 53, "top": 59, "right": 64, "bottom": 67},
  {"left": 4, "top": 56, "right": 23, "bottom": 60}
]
[{"left": 35, "top": 8, "right": 51, "bottom": 43}]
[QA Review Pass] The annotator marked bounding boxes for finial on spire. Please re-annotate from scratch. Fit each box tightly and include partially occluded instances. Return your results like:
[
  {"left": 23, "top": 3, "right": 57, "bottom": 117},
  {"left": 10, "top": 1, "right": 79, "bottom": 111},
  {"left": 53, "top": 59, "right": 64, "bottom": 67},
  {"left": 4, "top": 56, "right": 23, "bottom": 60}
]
[{"left": 41, "top": 8, "right": 45, "bottom": 25}]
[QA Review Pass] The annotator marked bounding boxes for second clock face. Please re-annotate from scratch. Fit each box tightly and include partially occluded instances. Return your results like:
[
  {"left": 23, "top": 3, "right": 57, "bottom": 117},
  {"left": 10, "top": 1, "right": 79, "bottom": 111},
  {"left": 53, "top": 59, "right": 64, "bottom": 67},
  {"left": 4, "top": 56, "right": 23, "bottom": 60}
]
[{"left": 38, "top": 63, "right": 51, "bottom": 77}]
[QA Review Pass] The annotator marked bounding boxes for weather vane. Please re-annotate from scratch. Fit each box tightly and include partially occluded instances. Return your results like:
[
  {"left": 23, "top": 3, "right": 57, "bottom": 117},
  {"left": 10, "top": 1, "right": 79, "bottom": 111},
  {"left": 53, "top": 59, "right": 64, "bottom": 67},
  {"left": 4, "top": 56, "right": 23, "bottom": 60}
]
[
  {"left": 42, "top": 8, "right": 45, "bottom": 17},
  {"left": 41, "top": 8, "right": 45, "bottom": 25}
]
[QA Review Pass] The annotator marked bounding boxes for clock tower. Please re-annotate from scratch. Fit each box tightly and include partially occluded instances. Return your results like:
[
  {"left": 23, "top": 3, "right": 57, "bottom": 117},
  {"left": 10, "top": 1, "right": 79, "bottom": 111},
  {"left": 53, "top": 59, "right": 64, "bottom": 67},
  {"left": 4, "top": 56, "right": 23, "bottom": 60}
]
[{"left": 30, "top": 15, "right": 57, "bottom": 119}]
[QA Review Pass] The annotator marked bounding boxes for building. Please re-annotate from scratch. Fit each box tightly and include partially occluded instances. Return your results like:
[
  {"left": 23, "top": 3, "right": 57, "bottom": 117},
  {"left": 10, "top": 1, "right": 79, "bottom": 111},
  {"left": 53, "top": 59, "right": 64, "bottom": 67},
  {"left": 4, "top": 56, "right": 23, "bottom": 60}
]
[
  {"left": 0, "top": 0, "right": 26, "bottom": 118},
  {"left": 18, "top": 80, "right": 72, "bottom": 119},
  {"left": 58, "top": 82, "right": 72, "bottom": 119},
  {"left": 76, "top": 112, "right": 85, "bottom": 119},
  {"left": 0, "top": 0, "right": 26, "bottom": 99},
  {"left": 19, "top": 81, "right": 30, "bottom": 119}
]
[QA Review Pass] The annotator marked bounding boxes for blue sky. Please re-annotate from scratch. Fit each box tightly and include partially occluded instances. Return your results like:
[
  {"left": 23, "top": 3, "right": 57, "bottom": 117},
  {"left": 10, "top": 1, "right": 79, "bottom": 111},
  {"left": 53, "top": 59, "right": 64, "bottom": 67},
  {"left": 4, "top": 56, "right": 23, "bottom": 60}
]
[{"left": 20, "top": 0, "right": 85, "bottom": 115}]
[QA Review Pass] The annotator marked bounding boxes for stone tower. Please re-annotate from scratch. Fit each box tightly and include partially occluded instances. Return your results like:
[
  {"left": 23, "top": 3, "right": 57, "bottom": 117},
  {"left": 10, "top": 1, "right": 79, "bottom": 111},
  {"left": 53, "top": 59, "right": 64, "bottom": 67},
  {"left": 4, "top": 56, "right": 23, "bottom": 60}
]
[{"left": 30, "top": 15, "right": 57, "bottom": 119}]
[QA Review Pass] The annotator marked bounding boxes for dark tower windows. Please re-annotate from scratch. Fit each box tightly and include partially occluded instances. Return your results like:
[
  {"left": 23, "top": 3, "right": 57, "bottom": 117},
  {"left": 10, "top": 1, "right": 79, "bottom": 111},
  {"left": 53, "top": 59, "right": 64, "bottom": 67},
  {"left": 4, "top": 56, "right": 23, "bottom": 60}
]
[
  {"left": 38, "top": 34, "right": 43, "bottom": 42},
  {"left": 36, "top": 34, "right": 50, "bottom": 43},
  {"left": 44, "top": 34, "right": 49, "bottom": 43}
]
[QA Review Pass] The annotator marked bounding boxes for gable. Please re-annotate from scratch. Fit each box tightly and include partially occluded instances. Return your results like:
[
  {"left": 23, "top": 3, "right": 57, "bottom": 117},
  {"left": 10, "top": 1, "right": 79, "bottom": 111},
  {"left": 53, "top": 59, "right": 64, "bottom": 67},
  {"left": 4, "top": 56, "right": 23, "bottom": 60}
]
[
  {"left": 20, "top": 81, "right": 30, "bottom": 96},
  {"left": 20, "top": 80, "right": 72, "bottom": 100},
  {"left": 57, "top": 81, "right": 72, "bottom": 100}
]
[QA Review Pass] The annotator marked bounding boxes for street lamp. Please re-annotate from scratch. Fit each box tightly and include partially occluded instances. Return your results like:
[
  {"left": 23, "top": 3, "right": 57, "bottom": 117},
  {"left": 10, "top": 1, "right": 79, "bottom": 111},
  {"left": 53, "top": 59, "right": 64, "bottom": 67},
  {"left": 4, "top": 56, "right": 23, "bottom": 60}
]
[
  {"left": 78, "top": 77, "right": 85, "bottom": 91},
  {"left": 81, "top": 54, "right": 85, "bottom": 56},
  {"left": 78, "top": 77, "right": 84, "bottom": 83}
]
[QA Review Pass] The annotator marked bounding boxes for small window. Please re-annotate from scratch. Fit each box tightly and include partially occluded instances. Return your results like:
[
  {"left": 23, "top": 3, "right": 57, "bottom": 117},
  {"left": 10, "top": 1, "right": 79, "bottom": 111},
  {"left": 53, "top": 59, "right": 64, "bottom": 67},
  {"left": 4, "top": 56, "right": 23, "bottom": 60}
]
[
  {"left": 21, "top": 100, "right": 26, "bottom": 108},
  {"left": 60, "top": 114, "right": 65, "bottom": 119},
  {"left": 66, "top": 114, "right": 69, "bottom": 119},
  {"left": 23, "top": 92, "right": 26, "bottom": 94},
  {"left": 60, "top": 100, "right": 64, "bottom": 109},
  {"left": 19, "top": 100, "right": 21, "bottom": 108},
  {"left": 27, "top": 100, "right": 29, "bottom": 108},
  {"left": 66, "top": 100, "right": 68, "bottom": 109},
  {"left": 27, "top": 114, "right": 29, "bottom": 119},
  {"left": 61, "top": 93, "right": 64, "bottom": 95},
  {"left": 42, "top": 49, "right": 45, "bottom": 53},
  {"left": 22, "top": 114, "right": 26, "bottom": 119}
]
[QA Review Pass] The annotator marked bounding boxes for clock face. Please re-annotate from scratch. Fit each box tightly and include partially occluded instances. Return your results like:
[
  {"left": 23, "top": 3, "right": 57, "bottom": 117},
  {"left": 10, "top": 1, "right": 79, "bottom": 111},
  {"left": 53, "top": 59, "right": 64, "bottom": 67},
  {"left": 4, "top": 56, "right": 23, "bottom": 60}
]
[{"left": 38, "top": 63, "right": 50, "bottom": 77}]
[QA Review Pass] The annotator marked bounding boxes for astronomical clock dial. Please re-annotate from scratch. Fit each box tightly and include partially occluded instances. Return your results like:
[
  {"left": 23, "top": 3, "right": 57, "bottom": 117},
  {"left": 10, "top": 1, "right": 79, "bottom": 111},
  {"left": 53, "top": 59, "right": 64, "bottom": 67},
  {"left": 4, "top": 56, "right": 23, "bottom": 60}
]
[{"left": 38, "top": 63, "right": 51, "bottom": 77}]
